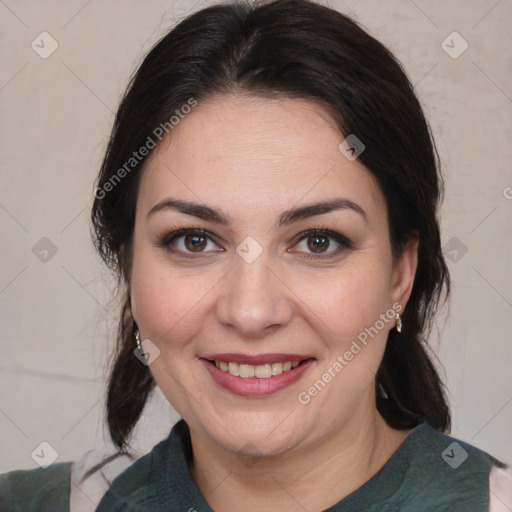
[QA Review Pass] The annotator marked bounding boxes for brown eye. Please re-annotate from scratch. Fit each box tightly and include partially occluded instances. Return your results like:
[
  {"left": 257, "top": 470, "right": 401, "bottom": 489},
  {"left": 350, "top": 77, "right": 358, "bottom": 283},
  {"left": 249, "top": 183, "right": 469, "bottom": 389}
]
[
  {"left": 158, "top": 228, "right": 223, "bottom": 256},
  {"left": 291, "top": 229, "right": 351, "bottom": 258},
  {"left": 184, "top": 234, "right": 208, "bottom": 252},
  {"left": 307, "top": 234, "right": 330, "bottom": 253}
]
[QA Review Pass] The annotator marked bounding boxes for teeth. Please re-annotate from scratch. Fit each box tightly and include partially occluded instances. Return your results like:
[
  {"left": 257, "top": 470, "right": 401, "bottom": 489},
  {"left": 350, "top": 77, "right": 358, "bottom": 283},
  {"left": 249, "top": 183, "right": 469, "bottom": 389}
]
[
  {"left": 239, "top": 364, "right": 255, "bottom": 378},
  {"left": 255, "top": 363, "right": 272, "bottom": 378},
  {"left": 228, "top": 362, "right": 240, "bottom": 376},
  {"left": 214, "top": 360, "right": 300, "bottom": 378},
  {"left": 271, "top": 362, "right": 282, "bottom": 376}
]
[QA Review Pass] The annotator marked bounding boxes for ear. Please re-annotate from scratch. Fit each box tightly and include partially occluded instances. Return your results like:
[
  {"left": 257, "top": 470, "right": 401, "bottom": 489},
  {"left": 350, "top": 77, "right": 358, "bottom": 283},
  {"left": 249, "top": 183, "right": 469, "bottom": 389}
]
[{"left": 390, "top": 233, "right": 419, "bottom": 311}]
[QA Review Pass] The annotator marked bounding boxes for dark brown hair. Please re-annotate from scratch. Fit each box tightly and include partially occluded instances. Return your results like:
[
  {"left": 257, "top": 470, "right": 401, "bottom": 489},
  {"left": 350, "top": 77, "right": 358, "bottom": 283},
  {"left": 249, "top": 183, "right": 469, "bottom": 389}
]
[{"left": 87, "top": 0, "right": 450, "bottom": 480}]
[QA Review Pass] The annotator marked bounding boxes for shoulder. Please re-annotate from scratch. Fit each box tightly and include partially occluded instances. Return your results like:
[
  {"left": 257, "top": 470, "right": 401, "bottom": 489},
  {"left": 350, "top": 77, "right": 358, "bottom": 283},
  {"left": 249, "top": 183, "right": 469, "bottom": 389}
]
[
  {"left": 411, "top": 422, "right": 499, "bottom": 470},
  {"left": 95, "top": 420, "right": 194, "bottom": 511},
  {"left": 393, "top": 423, "right": 509, "bottom": 510},
  {"left": 0, "top": 451, "right": 136, "bottom": 512},
  {"left": 345, "top": 422, "right": 509, "bottom": 511},
  {"left": 0, "top": 462, "right": 72, "bottom": 512},
  {"left": 93, "top": 441, "right": 163, "bottom": 510}
]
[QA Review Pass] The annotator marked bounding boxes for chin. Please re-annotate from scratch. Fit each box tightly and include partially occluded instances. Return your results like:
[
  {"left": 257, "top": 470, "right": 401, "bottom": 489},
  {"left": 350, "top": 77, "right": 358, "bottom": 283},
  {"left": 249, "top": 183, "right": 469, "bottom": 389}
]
[{"left": 200, "top": 410, "right": 306, "bottom": 457}]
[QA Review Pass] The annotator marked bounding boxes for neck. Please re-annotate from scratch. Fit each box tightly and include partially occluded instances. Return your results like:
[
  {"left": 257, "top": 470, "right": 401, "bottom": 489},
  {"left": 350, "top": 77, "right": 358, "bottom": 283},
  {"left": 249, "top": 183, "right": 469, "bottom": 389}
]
[{"left": 188, "top": 399, "right": 411, "bottom": 512}]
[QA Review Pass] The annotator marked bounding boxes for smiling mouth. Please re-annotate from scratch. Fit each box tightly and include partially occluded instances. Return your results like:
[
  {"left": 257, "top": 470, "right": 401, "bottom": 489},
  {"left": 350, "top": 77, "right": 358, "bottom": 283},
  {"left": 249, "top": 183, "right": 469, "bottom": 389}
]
[{"left": 205, "top": 359, "right": 313, "bottom": 379}]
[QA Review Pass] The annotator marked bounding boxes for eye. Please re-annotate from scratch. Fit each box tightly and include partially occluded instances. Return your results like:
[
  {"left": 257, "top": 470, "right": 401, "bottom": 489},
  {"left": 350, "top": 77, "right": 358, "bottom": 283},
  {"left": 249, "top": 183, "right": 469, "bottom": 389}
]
[
  {"left": 159, "top": 228, "right": 222, "bottom": 255},
  {"left": 304, "top": 234, "right": 331, "bottom": 253},
  {"left": 292, "top": 229, "right": 351, "bottom": 257}
]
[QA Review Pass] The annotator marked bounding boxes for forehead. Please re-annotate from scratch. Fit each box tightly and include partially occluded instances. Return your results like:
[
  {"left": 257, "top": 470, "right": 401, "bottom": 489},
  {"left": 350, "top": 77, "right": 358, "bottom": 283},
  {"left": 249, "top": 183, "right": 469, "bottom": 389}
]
[{"left": 139, "top": 94, "right": 385, "bottom": 225}]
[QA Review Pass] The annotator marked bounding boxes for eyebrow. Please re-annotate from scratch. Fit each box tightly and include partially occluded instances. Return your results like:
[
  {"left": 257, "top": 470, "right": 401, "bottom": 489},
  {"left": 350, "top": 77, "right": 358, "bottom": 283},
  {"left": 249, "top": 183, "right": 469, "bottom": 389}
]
[
  {"left": 147, "top": 199, "right": 231, "bottom": 224},
  {"left": 147, "top": 198, "right": 368, "bottom": 226},
  {"left": 277, "top": 198, "right": 367, "bottom": 226}
]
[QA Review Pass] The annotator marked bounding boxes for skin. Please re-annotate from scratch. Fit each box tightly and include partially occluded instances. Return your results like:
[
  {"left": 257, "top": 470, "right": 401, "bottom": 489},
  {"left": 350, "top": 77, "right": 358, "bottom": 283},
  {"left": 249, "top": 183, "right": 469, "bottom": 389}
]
[{"left": 130, "top": 94, "right": 419, "bottom": 511}]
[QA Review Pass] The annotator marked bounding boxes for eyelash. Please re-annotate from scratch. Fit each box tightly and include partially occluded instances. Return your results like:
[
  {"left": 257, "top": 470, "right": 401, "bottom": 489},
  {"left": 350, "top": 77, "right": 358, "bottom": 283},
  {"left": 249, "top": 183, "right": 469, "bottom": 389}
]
[{"left": 156, "top": 226, "right": 352, "bottom": 260}]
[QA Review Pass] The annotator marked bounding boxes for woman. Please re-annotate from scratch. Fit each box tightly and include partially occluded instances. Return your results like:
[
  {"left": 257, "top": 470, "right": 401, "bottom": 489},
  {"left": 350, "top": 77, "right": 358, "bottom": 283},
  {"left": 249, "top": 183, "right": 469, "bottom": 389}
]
[{"left": 1, "top": 0, "right": 510, "bottom": 510}]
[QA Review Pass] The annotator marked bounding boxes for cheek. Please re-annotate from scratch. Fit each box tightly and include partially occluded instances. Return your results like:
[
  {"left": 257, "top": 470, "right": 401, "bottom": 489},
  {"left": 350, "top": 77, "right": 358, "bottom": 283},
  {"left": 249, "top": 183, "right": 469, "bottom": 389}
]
[
  {"left": 289, "top": 257, "right": 393, "bottom": 407},
  {"left": 292, "top": 258, "right": 392, "bottom": 345},
  {"left": 130, "top": 249, "right": 217, "bottom": 352},
  {"left": 296, "top": 269, "right": 392, "bottom": 411}
]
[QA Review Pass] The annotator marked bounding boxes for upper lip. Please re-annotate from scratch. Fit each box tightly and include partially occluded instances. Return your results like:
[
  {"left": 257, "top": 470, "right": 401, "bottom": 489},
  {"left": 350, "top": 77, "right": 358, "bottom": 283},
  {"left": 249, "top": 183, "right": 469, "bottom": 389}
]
[{"left": 201, "top": 353, "right": 313, "bottom": 365}]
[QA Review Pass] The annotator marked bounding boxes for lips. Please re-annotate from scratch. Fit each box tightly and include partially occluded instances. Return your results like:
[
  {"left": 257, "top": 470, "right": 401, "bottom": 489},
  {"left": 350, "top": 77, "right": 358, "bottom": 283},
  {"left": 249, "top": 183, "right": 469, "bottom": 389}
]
[{"left": 200, "top": 353, "right": 315, "bottom": 397}]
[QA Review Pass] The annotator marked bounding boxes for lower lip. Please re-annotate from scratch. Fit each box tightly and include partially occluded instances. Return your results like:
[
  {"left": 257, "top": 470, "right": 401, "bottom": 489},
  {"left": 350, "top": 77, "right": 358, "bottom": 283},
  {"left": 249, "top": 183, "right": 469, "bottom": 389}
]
[{"left": 201, "top": 359, "right": 315, "bottom": 397}]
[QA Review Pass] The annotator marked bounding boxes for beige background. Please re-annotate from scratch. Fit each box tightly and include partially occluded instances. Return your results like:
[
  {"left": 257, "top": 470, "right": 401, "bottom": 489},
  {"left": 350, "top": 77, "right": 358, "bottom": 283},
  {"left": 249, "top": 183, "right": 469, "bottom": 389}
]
[{"left": 1, "top": 0, "right": 511, "bottom": 474}]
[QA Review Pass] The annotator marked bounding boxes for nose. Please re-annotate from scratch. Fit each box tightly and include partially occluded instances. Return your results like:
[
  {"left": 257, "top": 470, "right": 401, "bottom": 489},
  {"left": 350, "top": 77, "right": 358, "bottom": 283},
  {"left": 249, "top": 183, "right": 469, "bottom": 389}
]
[{"left": 215, "top": 256, "right": 294, "bottom": 338}]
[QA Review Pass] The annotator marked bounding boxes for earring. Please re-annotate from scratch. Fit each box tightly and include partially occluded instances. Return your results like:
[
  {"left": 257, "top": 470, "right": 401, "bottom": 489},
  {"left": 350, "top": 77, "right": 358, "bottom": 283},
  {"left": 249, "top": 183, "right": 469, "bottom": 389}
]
[
  {"left": 135, "top": 328, "right": 142, "bottom": 350},
  {"left": 395, "top": 313, "right": 402, "bottom": 333}
]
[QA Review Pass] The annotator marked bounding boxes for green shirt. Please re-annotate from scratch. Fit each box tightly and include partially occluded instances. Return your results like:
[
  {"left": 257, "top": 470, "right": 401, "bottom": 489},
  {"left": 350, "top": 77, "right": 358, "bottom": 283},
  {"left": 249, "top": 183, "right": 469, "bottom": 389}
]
[
  {"left": 0, "top": 420, "right": 502, "bottom": 511},
  {"left": 0, "top": 461, "right": 71, "bottom": 511}
]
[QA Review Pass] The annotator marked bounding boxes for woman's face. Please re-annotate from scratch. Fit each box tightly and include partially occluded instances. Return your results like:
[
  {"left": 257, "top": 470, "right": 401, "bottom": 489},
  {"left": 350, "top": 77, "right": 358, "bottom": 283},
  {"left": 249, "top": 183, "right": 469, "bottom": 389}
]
[{"left": 130, "top": 95, "right": 417, "bottom": 457}]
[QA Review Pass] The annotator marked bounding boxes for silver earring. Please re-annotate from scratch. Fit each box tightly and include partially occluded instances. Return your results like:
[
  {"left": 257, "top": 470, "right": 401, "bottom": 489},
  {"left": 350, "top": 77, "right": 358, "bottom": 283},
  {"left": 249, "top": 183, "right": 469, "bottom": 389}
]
[
  {"left": 395, "top": 313, "right": 402, "bottom": 333},
  {"left": 135, "top": 328, "right": 142, "bottom": 350}
]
